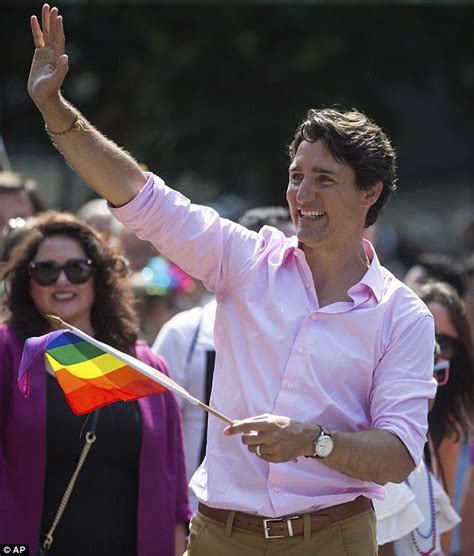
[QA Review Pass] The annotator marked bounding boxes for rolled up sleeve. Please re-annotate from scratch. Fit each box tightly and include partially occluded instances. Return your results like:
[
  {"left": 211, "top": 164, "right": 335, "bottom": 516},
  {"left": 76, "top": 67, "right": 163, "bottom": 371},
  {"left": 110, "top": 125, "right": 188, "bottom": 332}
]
[{"left": 370, "top": 313, "right": 437, "bottom": 466}]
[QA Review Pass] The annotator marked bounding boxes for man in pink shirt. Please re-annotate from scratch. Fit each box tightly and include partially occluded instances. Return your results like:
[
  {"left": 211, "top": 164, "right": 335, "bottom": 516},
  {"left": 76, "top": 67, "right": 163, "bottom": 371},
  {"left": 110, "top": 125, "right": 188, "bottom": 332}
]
[{"left": 28, "top": 6, "right": 436, "bottom": 555}]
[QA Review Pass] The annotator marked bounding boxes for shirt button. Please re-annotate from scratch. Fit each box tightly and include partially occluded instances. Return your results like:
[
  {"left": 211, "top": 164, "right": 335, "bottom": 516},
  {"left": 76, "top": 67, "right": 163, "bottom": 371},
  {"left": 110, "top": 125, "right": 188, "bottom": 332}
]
[
  {"left": 287, "top": 382, "right": 294, "bottom": 390},
  {"left": 297, "top": 347, "right": 305, "bottom": 354},
  {"left": 274, "top": 486, "right": 281, "bottom": 492},
  {"left": 305, "top": 281, "right": 311, "bottom": 289},
  {"left": 310, "top": 314, "right": 317, "bottom": 321}
]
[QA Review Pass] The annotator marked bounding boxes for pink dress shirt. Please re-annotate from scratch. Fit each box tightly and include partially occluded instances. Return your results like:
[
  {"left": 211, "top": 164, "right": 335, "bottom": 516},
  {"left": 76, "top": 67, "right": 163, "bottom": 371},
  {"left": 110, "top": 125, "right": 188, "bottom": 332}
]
[{"left": 111, "top": 173, "right": 436, "bottom": 518}]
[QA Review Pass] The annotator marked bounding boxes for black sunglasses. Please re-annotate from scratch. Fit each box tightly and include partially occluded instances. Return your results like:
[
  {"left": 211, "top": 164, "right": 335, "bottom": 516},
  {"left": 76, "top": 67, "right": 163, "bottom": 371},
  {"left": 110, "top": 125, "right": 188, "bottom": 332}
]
[
  {"left": 436, "top": 333, "right": 460, "bottom": 361},
  {"left": 29, "top": 258, "right": 94, "bottom": 286}
]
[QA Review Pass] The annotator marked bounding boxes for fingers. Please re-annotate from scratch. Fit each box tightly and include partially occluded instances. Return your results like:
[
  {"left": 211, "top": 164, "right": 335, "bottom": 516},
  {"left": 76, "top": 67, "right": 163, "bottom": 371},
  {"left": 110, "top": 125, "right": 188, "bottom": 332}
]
[
  {"left": 241, "top": 430, "right": 271, "bottom": 447},
  {"left": 41, "top": 4, "right": 51, "bottom": 44},
  {"left": 37, "top": 4, "right": 62, "bottom": 52},
  {"left": 54, "top": 15, "right": 66, "bottom": 59},
  {"left": 225, "top": 418, "right": 277, "bottom": 435},
  {"left": 49, "top": 7, "right": 59, "bottom": 47},
  {"left": 31, "top": 16, "right": 45, "bottom": 49}
]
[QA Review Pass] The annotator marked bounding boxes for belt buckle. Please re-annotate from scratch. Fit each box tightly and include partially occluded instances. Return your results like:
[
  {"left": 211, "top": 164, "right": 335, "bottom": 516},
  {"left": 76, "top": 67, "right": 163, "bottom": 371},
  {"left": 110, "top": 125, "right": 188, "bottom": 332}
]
[{"left": 263, "top": 516, "right": 300, "bottom": 539}]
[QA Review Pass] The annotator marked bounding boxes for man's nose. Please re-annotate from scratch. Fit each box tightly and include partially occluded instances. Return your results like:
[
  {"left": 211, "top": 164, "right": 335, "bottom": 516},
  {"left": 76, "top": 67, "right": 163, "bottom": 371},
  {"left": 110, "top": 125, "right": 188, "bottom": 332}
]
[{"left": 296, "top": 178, "right": 315, "bottom": 203}]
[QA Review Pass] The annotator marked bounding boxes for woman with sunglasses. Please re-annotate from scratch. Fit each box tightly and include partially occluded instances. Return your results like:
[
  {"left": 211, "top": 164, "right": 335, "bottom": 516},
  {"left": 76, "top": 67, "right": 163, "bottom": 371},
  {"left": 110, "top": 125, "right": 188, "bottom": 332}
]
[
  {"left": 0, "top": 211, "right": 190, "bottom": 555},
  {"left": 376, "top": 341, "right": 462, "bottom": 556},
  {"left": 419, "top": 281, "right": 474, "bottom": 555}
]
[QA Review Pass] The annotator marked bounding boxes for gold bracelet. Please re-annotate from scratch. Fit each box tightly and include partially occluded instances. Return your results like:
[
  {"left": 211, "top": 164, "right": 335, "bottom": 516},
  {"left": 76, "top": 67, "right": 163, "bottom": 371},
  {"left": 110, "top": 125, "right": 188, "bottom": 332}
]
[{"left": 45, "top": 113, "right": 83, "bottom": 136}]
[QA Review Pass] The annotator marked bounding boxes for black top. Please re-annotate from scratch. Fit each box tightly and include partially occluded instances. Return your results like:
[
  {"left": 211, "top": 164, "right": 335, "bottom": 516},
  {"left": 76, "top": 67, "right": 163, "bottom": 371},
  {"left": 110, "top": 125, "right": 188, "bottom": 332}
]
[{"left": 39, "top": 373, "right": 142, "bottom": 555}]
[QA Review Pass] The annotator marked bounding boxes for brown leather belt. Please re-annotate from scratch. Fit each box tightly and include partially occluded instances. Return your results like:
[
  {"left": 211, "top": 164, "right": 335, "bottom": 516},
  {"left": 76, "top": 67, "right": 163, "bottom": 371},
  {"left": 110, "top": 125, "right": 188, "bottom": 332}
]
[{"left": 198, "top": 496, "right": 372, "bottom": 539}]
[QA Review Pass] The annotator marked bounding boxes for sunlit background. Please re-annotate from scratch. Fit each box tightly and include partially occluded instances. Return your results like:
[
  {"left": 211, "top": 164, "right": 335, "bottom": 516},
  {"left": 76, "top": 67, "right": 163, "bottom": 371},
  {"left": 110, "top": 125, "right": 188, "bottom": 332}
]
[{"left": 1, "top": 0, "right": 472, "bottom": 275}]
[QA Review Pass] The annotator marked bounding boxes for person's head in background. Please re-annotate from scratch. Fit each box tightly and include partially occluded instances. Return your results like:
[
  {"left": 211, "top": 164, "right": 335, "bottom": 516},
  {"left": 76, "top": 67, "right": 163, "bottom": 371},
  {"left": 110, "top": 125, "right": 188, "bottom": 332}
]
[
  {"left": 130, "top": 256, "right": 196, "bottom": 344},
  {"left": 1, "top": 211, "right": 138, "bottom": 353},
  {"left": 0, "top": 216, "right": 38, "bottom": 265},
  {"left": 404, "top": 252, "right": 467, "bottom": 299},
  {"left": 116, "top": 226, "right": 157, "bottom": 273},
  {"left": 462, "top": 253, "right": 474, "bottom": 333},
  {"left": 417, "top": 282, "right": 474, "bottom": 450},
  {"left": 0, "top": 171, "right": 47, "bottom": 232},
  {"left": 77, "top": 197, "right": 117, "bottom": 238},
  {"left": 238, "top": 206, "right": 295, "bottom": 236}
]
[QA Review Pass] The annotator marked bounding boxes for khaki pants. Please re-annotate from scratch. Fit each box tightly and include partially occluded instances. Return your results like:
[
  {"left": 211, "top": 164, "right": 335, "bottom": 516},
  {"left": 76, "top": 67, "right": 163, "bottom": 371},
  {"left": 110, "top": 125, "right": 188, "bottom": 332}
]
[{"left": 184, "top": 508, "right": 377, "bottom": 556}]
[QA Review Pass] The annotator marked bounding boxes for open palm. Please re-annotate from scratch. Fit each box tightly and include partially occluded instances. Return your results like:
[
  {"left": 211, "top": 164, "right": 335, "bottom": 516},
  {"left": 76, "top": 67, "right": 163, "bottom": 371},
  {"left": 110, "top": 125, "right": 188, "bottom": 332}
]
[{"left": 28, "top": 4, "right": 69, "bottom": 109}]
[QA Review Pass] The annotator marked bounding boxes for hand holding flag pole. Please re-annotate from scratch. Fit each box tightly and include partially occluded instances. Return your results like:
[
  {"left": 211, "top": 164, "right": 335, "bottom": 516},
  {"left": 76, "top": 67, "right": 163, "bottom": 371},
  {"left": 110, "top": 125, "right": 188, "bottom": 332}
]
[{"left": 42, "top": 314, "right": 233, "bottom": 424}]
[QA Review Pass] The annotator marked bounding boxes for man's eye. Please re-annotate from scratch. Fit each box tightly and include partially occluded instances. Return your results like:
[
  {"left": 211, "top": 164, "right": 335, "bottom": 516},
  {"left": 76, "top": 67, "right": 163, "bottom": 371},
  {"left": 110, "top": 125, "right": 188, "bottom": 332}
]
[{"left": 317, "top": 176, "right": 333, "bottom": 184}]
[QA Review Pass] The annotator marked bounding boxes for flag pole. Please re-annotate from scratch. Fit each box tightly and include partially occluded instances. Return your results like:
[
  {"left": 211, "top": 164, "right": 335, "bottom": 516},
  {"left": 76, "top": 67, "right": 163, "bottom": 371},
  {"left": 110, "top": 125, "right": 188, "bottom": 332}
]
[
  {"left": 197, "top": 401, "right": 233, "bottom": 425},
  {"left": 46, "top": 314, "right": 234, "bottom": 425}
]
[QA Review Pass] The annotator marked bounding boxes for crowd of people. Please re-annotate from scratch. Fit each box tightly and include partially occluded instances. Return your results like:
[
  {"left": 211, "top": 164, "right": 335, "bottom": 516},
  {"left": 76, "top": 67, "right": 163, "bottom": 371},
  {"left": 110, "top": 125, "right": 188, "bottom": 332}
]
[{"left": 0, "top": 4, "right": 473, "bottom": 556}]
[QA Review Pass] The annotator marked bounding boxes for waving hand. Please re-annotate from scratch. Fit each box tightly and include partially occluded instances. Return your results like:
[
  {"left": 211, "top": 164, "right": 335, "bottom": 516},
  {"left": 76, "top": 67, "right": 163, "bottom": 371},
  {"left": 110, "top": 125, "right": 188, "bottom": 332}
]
[{"left": 28, "top": 4, "right": 69, "bottom": 110}]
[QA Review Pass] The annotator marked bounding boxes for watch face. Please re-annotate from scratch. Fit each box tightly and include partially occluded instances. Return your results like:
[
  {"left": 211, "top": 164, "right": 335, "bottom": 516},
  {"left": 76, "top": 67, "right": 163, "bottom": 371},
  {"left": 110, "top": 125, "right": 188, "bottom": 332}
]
[{"left": 316, "top": 435, "right": 334, "bottom": 458}]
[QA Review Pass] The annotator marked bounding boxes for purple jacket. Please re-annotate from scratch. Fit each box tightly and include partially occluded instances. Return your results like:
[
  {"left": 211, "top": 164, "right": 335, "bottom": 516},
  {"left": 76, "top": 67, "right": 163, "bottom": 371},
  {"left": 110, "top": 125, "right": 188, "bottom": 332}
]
[{"left": 0, "top": 324, "right": 191, "bottom": 555}]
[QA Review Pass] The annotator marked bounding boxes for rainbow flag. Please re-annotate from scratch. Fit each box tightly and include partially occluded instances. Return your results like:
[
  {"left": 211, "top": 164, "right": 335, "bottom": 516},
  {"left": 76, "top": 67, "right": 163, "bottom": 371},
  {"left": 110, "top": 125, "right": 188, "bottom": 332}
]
[{"left": 19, "top": 329, "right": 199, "bottom": 416}]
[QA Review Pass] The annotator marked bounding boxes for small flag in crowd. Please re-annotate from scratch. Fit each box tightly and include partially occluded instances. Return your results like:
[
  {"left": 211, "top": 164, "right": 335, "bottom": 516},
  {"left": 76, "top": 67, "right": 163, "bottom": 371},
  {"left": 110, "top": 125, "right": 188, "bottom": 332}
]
[
  {"left": 19, "top": 322, "right": 197, "bottom": 415},
  {"left": 19, "top": 316, "right": 233, "bottom": 422}
]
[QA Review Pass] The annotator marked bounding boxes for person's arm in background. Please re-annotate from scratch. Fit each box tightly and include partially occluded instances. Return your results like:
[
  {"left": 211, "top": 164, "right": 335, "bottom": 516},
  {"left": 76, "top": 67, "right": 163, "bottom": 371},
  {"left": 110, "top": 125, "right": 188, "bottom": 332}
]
[
  {"left": 378, "top": 543, "right": 395, "bottom": 556},
  {"left": 438, "top": 437, "right": 461, "bottom": 555},
  {"left": 175, "top": 523, "right": 187, "bottom": 556},
  {"left": 28, "top": 4, "right": 146, "bottom": 207}
]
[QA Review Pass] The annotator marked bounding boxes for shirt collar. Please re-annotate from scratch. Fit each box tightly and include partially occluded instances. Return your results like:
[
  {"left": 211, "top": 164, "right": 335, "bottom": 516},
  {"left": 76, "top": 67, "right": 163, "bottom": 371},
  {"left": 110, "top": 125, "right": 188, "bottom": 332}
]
[
  {"left": 280, "top": 237, "right": 384, "bottom": 304},
  {"left": 353, "top": 239, "right": 384, "bottom": 303},
  {"left": 280, "top": 235, "right": 300, "bottom": 265}
]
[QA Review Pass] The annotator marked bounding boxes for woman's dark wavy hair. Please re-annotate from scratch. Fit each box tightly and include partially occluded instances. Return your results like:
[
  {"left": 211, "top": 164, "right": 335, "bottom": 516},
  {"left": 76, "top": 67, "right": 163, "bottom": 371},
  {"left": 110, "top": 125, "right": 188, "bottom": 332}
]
[
  {"left": 419, "top": 282, "right": 474, "bottom": 447},
  {"left": 288, "top": 108, "right": 397, "bottom": 228},
  {"left": 1, "top": 211, "right": 139, "bottom": 353}
]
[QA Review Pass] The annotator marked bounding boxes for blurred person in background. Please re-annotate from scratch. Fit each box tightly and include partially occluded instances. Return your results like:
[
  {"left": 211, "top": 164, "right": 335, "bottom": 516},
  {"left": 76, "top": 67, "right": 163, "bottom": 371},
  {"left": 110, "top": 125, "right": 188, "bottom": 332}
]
[
  {"left": 77, "top": 197, "right": 118, "bottom": 239},
  {"left": 131, "top": 254, "right": 196, "bottom": 344},
  {"left": 117, "top": 225, "right": 157, "bottom": 273},
  {"left": 237, "top": 206, "right": 295, "bottom": 238},
  {"left": 0, "top": 170, "right": 47, "bottom": 232},
  {"left": 0, "top": 216, "right": 39, "bottom": 316},
  {"left": 417, "top": 282, "right": 474, "bottom": 556},
  {"left": 404, "top": 252, "right": 467, "bottom": 299},
  {"left": 452, "top": 206, "right": 474, "bottom": 258},
  {"left": 462, "top": 254, "right": 474, "bottom": 331},
  {"left": 375, "top": 340, "right": 461, "bottom": 556},
  {"left": 457, "top": 254, "right": 474, "bottom": 556},
  {"left": 0, "top": 211, "right": 190, "bottom": 555},
  {"left": 153, "top": 206, "right": 294, "bottom": 514},
  {"left": 0, "top": 216, "right": 39, "bottom": 265}
]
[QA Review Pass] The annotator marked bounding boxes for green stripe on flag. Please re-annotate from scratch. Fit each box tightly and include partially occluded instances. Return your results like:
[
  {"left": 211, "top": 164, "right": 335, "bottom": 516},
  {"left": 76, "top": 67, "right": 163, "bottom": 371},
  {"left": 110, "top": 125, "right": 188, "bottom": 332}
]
[{"left": 46, "top": 340, "right": 105, "bottom": 365}]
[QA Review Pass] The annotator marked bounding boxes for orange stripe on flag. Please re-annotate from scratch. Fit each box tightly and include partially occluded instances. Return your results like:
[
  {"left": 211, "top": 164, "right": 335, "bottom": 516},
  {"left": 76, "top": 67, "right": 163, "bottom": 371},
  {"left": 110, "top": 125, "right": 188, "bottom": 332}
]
[{"left": 55, "top": 365, "right": 167, "bottom": 395}]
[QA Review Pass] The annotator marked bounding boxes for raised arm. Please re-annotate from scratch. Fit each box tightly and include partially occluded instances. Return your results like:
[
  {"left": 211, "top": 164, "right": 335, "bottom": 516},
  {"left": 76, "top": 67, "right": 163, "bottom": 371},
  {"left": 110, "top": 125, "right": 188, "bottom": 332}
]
[{"left": 28, "top": 4, "right": 146, "bottom": 206}]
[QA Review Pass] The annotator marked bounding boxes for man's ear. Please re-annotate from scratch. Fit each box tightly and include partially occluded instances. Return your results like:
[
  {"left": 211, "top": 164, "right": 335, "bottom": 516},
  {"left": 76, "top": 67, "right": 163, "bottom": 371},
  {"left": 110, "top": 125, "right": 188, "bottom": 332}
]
[{"left": 362, "top": 180, "right": 383, "bottom": 209}]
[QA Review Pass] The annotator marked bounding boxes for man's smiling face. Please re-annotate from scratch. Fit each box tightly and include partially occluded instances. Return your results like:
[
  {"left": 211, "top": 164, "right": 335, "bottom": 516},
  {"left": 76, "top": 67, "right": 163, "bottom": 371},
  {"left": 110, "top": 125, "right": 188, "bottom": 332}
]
[{"left": 286, "top": 138, "right": 376, "bottom": 254}]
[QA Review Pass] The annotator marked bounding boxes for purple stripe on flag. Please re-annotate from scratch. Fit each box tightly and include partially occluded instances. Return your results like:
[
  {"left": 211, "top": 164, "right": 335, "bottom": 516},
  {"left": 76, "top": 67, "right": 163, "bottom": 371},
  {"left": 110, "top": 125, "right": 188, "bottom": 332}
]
[{"left": 18, "top": 329, "right": 68, "bottom": 396}]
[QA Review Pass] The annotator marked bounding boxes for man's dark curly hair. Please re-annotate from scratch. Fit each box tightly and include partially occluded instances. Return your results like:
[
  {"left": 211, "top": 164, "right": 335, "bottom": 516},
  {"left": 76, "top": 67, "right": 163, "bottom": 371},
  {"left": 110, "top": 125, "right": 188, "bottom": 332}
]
[
  {"left": 419, "top": 282, "right": 474, "bottom": 448},
  {"left": 288, "top": 108, "right": 397, "bottom": 228},
  {"left": 1, "top": 211, "right": 139, "bottom": 353}
]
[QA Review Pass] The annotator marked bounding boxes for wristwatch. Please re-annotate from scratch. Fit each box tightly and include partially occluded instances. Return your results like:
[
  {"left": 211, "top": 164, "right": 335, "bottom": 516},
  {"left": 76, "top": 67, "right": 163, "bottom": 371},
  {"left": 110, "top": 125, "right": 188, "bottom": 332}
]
[{"left": 312, "top": 426, "right": 334, "bottom": 458}]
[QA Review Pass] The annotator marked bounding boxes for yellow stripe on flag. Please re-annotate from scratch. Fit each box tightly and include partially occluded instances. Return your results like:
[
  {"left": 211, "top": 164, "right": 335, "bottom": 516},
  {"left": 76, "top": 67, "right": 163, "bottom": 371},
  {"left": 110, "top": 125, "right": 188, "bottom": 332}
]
[{"left": 46, "top": 352, "right": 126, "bottom": 379}]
